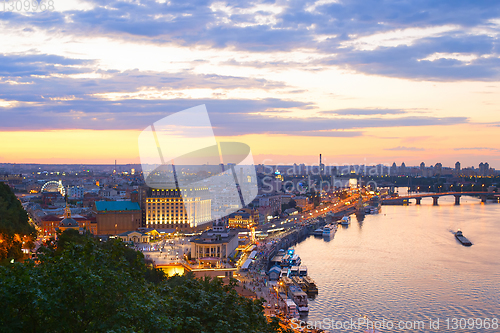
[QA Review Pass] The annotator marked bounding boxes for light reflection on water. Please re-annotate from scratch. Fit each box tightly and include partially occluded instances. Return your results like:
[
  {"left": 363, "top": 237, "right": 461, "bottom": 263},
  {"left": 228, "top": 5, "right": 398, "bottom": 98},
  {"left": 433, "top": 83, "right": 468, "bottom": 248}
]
[{"left": 294, "top": 195, "right": 500, "bottom": 332}]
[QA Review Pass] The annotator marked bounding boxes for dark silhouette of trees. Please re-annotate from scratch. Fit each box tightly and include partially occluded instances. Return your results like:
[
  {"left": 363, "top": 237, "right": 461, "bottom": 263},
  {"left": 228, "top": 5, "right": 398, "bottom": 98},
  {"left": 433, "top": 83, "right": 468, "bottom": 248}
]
[
  {"left": 0, "top": 183, "right": 36, "bottom": 262},
  {"left": 0, "top": 231, "right": 292, "bottom": 333}
]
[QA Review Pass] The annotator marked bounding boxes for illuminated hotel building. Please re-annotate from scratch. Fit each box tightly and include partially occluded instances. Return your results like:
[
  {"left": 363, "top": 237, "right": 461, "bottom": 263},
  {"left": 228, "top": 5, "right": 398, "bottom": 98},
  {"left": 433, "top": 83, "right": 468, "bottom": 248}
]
[{"left": 145, "top": 187, "right": 211, "bottom": 231}]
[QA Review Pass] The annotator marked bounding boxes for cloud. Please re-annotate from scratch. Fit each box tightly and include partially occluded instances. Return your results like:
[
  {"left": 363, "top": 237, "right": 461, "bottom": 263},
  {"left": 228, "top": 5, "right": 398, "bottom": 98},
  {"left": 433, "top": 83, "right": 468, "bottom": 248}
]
[
  {"left": 454, "top": 147, "right": 500, "bottom": 152},
  {"left": 2, "top": 0, "right": 500, "bottom": 82},
  {"left": 0, "top": 53, "right": 94, "bottom": 77},
  {"left": 0, "top": 90, "right": 469, "bottom": 138},
  {"left": 385, "top": 146, "right": 425, "bottom": 151},
  {"left": 321, "top": 108, "right": 407, "bottom": 116},
  {"left": 324, "top": 34, "right": 500, "bottom": 81},
  {"left": 0, "top": 53, "right": 289, "bottom": 103}
]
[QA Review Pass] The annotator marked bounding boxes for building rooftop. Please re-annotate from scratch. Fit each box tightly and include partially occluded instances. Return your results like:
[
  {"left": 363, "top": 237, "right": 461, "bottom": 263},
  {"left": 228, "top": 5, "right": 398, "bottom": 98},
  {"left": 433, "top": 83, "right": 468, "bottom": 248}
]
[
  {"left": 190, "top": 228, "right": 239, "bottom": 244},
  {"left": 117, "top": 230, "right": 146, "bottom": 236},
  {"left": 95, "top": 201, "right": 140, "bottom": 212},
  {"left": 60, "top": 217, "right": 79, "bottom": 227},
  {"left": 228, "top": 212, "right": 250, "bottom": 218}
]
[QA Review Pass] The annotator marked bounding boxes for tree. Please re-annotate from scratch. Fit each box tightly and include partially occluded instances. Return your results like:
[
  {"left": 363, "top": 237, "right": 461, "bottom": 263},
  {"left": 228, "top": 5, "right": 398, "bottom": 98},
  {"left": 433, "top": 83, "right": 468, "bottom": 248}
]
[
  {"left": 0, "top": 230, "right": 292, "bottom": 333},
  {"left": 0, "top": 183, "right": 37, "bottom": 262}
]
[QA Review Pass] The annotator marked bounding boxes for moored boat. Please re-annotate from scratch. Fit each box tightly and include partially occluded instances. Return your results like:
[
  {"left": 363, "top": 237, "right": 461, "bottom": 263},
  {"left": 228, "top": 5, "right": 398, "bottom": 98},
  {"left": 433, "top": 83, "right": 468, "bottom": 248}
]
[
  {"left": 340, "top": 215, "right": 351, "bottom": 225},
  {"left": 322, "top": 223, "right": 336, "bottom": 236},
  {"left": 291, "top": 276, "right": 308, "bottom": 293},
  {"left": 290, "top": 254, "right": 301, "bottom": 266},
  {"left": 287, "top": 285, "right": 309, "bottom": 312},
  {"left": 311, "top": 228, "right": 324, "bottom": 236},
  {"left": 284, "top": 298, "right": 300, "bottom": 318},
  {"left": 299, "top": 266, "right": 307, "bottom": 277},
  {"left": 303, "top": 275, "right": 318, "bottom": 294}
]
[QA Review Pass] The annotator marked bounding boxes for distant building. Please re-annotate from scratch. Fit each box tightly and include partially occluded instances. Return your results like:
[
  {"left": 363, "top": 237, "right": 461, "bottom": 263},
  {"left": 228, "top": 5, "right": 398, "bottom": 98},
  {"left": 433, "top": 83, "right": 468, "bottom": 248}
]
[
  {"left": 435, "top": 163, "right": 443, "bottom": 176},
  {"left": 117, "top": 230, "right": 150, "bottom": 243},
  {"left": 56, "top": 205, "right": 96, "bottom": 235},
  {"left": 41, "top": 206, "right": 96, "bottom": 237},
  {"left": 294, "top": 196, "right": 314, "bottom": 211},
  {"left": 268, "top": 266, "right": 281, "bottom": 281},
  {"left": 479, "top": 162, "right": 484, "bottom": 175},
  {"left": 254, "top": 194, "right": 282, "bottom": 222},
  {"left": 41, "top": 215, "right": 60, "bottom": 237},
  {"left": 66, "top": 186, "right": 85, "bottom": 199},
  {"left": 420, "top": 162, "right": 426, "bottom": 177},
  {"left": 400, "top": 162, "right": 407, "bottom": 175},
  {"left": 42, "top": 192, "right": 62, "bottom": 205},
  {"left": 239, "top": 208, "right": 259, "bottom": 225},
  {"left": 257, "top": 194, "right": 282, "bottom": 214},
  {"left": 190, "top": 220, "right": 239, "bottom": 260},
  {"left": 57, "top": 206, "right": 80, "bottom": 234},
  {"left": 270, "top": 179, "right": 282, "bottom": 193},
  {"left": 144, "top": 187, "right": 211, "bottom": 232},
  {"left": 0, "top": 174, "right": 22, "bottom": 185},
  {"left": 227, "top": 208, "right": 258, "bottom": 228},
  {"left": 93, "top": 201, "right": 142, "bottom": 235},
  {"left": 391, "top": 162, "right": 397, "bottom": 175},
  {"left": 482, "top": 162, "right": 490, "bottom": 176},
  {"left": 281, "top": 193, "right": 295, "bottom": 205}
]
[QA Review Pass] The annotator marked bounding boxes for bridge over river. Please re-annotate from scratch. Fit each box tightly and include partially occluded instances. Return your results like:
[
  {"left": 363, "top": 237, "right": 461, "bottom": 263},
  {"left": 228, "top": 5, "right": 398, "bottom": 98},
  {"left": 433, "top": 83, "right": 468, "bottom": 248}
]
[{"left": 381, "top": 191, "right": 500, "bottom": 205}]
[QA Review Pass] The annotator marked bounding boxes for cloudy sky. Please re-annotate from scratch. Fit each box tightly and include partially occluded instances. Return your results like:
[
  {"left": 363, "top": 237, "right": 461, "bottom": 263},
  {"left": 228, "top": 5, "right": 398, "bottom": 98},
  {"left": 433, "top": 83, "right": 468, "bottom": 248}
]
[{"left": 1, "top": 0, "right": 500, "bottom": 168}]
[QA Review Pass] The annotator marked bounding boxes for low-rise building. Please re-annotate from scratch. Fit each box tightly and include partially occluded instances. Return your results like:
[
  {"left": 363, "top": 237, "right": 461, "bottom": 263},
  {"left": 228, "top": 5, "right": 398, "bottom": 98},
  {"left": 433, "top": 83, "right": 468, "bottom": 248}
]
[
  {"left": 93, "top": 201, "right": 142, "bottom": 235},
  {"left": 227, "top": 208, "right": 259, "bottom": 228},
  {"left": 228, "top": 212, "right": 252, "bottom": 228},
  {"left": 190, "top": 221, "right": 239, "bottom": 260},
  {"left": 268, "top": 266, "right": 281, "bottom": 281},
  {"left": 41, "top": 208, "right": 96, "bottom": 237},
  {"left": 284, "top": 208, "right": 298, "bottom": 216},
  {"left": 117, "top": 230, "right": 150, "bottom": 243},
  {"left": 294, "top": 196, "right": 308, "bottom": 208}
]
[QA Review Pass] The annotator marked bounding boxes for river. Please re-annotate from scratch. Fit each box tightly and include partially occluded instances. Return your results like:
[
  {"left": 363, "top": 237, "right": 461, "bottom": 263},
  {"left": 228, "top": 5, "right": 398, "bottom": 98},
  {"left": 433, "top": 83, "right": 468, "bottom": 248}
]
[{"left": 293, "top": 194, "right": 500, "bottom": 332}]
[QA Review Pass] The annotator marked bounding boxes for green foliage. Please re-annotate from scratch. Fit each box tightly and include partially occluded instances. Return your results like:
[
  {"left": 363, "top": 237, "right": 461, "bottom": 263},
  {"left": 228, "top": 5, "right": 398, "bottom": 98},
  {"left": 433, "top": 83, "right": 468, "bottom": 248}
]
[
  {"left": 0, "top": 231, "right": 290, "bottom": 333},
  {"left": 158, "top": 274, "right": 286, "bottom": 333},
  {"left": 0, "top": 183, "right": 37, "bottom": 261}
]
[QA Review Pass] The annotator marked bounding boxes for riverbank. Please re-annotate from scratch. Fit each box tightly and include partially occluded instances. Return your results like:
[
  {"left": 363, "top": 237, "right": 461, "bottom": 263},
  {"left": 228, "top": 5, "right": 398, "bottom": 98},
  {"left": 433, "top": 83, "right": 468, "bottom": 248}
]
[{"left": 292, "top": 197, "right": 500, "bottom": 332}]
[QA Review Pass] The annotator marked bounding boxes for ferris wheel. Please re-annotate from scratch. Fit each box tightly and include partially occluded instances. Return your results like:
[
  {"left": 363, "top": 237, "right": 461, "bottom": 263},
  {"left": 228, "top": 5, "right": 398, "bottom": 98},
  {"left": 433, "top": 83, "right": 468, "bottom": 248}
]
[{"left": 41, "top": 180, "right": 66, "bottom": 196}]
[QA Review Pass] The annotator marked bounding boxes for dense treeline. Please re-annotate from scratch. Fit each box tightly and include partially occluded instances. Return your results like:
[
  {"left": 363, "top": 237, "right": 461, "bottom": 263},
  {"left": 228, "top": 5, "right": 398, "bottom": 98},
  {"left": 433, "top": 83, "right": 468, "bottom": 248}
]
[
  {"left": 0, "top": 231, "right": 292, "bottom": 333},
  {"left": 0, "top": 183, "right": 37, "bottom": 262}
]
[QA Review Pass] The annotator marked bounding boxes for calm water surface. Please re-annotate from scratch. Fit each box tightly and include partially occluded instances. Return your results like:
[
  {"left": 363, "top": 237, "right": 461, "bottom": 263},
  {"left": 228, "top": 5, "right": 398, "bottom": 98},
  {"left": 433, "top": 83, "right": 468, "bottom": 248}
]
[{"left": 294, "top": 195, "right": 500, "bottom": 332}]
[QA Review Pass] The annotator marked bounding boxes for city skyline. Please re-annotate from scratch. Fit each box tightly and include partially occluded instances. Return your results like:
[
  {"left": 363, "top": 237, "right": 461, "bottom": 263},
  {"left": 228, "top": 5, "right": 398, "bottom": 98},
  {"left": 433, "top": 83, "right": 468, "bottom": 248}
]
[
  {"left": 0, "top": 159, "right": 496, "bottom": 170},
  {"left": 2, "top": 1, "right": 500, "bottom": 167}
]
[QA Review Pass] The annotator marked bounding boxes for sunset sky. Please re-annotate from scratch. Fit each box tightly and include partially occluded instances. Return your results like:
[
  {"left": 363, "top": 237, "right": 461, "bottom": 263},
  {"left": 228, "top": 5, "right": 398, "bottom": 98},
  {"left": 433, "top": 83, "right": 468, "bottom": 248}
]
[{"left": 1, "top": 0, "right": 500, "bottom": 168}]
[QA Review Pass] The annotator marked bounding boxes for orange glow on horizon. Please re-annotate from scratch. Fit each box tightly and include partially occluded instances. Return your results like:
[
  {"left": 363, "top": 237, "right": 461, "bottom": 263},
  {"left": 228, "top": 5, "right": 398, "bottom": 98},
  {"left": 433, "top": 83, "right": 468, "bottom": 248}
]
[{"left": 0, "top": 123, "right": 499, "bottom": 168}]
